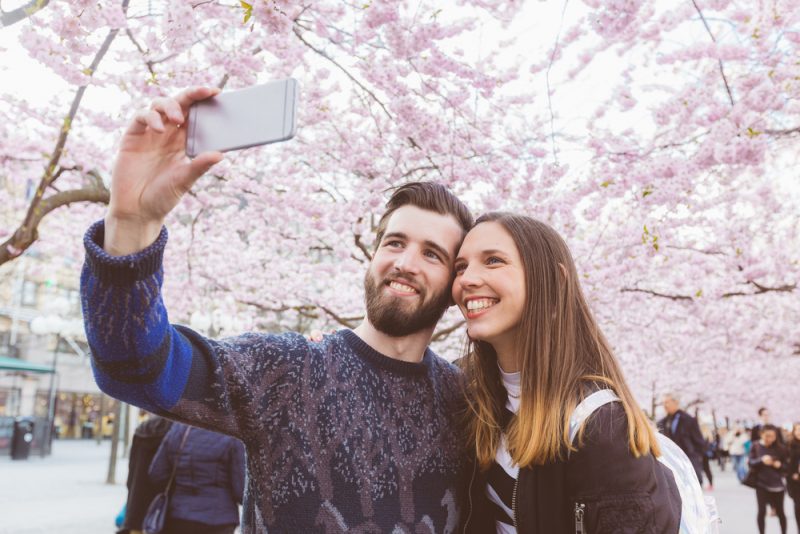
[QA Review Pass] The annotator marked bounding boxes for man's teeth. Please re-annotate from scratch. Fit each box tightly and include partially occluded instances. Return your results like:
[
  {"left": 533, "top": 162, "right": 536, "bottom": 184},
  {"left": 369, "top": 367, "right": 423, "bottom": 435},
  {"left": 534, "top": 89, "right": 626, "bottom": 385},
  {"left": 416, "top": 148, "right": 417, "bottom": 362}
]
[
  {"left": 389, "top": 281, "right": 416, "bottom": 293},
  {"left": 466, "top": 299, "right": 497, "bottom": 311}
]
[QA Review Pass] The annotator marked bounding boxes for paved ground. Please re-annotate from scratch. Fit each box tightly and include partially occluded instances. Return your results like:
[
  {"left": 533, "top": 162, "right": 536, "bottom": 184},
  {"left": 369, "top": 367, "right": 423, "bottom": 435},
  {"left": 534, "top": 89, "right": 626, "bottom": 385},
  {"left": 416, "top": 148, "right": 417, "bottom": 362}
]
[
  {"left": 1, "top": 440, "right": 128, "bottom": 534},
  {"left": 712, "top": 463, "right": 798, "bottom": 534},
  {"left": 1, "top": 440, "right": 798, "bottom": 533}
]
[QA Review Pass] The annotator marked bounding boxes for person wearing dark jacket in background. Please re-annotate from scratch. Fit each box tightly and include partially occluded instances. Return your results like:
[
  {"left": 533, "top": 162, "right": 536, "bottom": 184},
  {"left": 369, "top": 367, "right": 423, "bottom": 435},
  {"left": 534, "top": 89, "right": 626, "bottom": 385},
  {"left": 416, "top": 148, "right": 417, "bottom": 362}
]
[
  {"left": 752, "top": 407, "right": 785, "bottom": 445},
  {"left": 658, "top": 394, "right": 707, "bottom": 484},
  {"left": 749, "top": 424, "right": 788, "bottom": 534},
  {"left": 120, "top": 413, "right": 172, "bottom": 534},
  {"left": 786, "top": 423, "right": 800, "bottom": 533},
  {"left": 149, "top": 422, "right": 245, "bottom": 534}
]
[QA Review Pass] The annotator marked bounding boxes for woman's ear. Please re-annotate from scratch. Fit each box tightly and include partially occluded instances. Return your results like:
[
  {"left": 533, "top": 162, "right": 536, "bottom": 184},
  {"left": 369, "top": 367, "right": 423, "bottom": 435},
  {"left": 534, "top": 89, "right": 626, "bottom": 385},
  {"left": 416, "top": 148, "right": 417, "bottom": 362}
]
[{"left": 558, "top": 262, "right": 567, "bottom": 279}]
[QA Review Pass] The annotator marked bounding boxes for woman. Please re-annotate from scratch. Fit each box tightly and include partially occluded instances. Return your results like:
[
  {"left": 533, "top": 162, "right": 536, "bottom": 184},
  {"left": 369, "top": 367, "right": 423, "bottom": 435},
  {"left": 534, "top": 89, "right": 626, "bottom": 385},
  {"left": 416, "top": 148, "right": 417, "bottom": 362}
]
[
  {"left": 454, "top": 213, "right": 681, "bottom": 533},
  {"left": 149, "top": 422, "right": 245, "bottom": 534},
  {"left": 748, "top": 424, "right": 788, "bottom": 534},
  {"left": 785, "top": 424, "right": 800, "bottom": 532}
]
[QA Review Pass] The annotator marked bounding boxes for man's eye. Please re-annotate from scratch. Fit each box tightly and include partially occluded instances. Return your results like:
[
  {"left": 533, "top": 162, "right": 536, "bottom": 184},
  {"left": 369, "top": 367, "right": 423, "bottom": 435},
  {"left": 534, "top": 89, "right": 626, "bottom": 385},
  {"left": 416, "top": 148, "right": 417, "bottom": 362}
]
[
  {"left": 424, "top": 250, "right": 442, "bottom": 262},
  {"left": 385, "top": 240, "right": 403, "bottom": 248}
]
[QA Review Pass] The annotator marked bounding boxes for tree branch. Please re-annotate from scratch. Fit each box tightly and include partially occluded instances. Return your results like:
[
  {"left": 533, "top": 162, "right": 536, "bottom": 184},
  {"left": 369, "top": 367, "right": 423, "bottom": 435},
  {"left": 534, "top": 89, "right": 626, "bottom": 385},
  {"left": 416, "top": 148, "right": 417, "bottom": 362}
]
[
  {"left": 431, "top": 320, "right": 466, "bottom": 342},
  {"left": 2, "top": 1, "right": 127, "bottom": 267},
  {"left": 0, "top": 0, "right": 49, "bottom": 28},
  {"left": 691, "top": 0, "right": 734, "bottom": 106},
  {"left": 0, "top": 184, "right": 110, "bottom": 265},
  {"left": 292, "top": 25, "right": 393, "bottom": 121},
  {"left": 723, "top": 280, "right": 796, "bottom": 298},
  {"left": 545, "top": 0, "right": 570, "bottom": 165},
  {"left": 317, "top": 305, "right": 361, "bottom": 329},
  {"left": 621, "top": 288, "right": 694, "bottom": 301},
  {"left": 354, "top": 233, "right": 373, "bottom": 262},
  {"left": 764, "top": 125, "right": 800, "bottom": 136}
]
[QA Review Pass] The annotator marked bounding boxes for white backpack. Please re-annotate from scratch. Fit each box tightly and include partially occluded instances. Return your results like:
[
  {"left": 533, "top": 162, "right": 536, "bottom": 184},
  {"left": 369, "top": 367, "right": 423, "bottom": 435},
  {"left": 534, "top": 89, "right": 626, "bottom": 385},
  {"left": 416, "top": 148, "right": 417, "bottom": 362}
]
[{"left": 568, "top": 390, "right": 721, "bottom": 534}]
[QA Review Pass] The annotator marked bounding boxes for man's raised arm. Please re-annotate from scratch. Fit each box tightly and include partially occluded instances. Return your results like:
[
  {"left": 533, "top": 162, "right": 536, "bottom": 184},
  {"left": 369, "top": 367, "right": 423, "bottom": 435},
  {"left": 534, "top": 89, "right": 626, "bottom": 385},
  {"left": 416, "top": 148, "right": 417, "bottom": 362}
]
[{"left": 81, "top": 88, "right": 299, "bottom": 438}]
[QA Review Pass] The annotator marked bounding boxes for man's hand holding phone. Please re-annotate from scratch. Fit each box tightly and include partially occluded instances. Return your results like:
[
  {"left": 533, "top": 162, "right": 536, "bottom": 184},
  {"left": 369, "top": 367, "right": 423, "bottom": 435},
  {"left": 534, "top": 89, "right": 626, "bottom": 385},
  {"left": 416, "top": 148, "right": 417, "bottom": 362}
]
[
  {"left": 105, "top": 80, "right": 298, "bottom": 257},
  {"left": 105, "top": 86, "right": 225, "bottom": 256}
]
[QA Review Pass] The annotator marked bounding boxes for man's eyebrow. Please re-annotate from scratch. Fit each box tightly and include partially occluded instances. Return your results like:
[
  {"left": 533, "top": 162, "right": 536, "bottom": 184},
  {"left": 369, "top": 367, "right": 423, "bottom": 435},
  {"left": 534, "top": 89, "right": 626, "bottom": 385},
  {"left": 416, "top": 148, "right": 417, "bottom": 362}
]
[
  {"left": 424, "top": 240, "right": 451, "bottom": 262},
  {"left": 382, "top": 232, "right": 452, "bottom": 262},
  {"left": 383, "top": 232, "right": 408, "bottom": 241}
]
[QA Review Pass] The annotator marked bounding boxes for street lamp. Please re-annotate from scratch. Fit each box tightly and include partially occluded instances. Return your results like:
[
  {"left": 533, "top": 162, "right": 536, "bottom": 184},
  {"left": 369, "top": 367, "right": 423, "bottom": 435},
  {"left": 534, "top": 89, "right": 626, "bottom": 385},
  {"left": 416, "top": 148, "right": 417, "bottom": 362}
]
[{"left": 29, "top": 299, "right": 85, "bottom": 456}]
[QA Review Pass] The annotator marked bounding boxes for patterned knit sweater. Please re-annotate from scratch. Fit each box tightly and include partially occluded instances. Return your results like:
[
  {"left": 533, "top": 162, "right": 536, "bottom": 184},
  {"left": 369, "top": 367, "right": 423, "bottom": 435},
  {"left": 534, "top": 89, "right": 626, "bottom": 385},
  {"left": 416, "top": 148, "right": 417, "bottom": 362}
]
[{"left": 81, "top": 221, "right": 466, "bottom": 533}]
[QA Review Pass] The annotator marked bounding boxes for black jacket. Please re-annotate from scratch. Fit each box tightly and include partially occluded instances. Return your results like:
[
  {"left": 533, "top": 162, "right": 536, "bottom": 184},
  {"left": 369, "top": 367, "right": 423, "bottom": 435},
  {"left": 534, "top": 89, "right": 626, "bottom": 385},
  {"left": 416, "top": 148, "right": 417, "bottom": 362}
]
[
  {"left": 123, "top": 416, "right": 172, "bottom": 531},
  {"left": 460, "top": 403, "right": 681, "bottom": 533},
  {"left": 658, "top": 410, "right": 706, "bottom": 465},
  {"left": 788, "top": 441, "right": 800, "bottom": 499},
  {"left": 749, "top": 441, "right": 788, "bottom": 491}
]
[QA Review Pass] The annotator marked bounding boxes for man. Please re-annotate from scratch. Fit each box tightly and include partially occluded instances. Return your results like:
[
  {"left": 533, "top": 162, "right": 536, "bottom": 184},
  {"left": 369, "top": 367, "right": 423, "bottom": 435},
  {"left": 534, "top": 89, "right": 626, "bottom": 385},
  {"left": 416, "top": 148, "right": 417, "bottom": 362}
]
[
  {"left": 658, "top": 393, "right": 707, "bottom": 484},
  {"left": 81, "top": 87, "right": 474, "bottom": 533}
]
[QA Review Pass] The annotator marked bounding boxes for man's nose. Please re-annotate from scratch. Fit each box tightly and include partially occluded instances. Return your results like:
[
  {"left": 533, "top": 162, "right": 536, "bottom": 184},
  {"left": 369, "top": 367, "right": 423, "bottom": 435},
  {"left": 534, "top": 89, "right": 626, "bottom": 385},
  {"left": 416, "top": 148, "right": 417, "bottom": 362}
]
[{"left": 393, "top": 248, "right": 422, "bottom": 274}]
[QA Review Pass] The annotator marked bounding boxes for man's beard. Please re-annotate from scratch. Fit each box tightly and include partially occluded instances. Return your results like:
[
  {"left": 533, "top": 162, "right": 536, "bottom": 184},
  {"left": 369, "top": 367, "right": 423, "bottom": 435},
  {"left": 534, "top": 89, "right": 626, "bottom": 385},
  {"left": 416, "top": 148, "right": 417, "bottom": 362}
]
[{"left": 364, "top": 271, "right": 450, "bottom": 337}]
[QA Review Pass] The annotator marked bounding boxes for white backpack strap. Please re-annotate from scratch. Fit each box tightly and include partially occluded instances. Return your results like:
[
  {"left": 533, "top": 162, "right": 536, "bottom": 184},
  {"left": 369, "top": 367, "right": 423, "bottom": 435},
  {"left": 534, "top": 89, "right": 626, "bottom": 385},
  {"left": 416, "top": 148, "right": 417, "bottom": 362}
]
[{"left": 569, "top": 389, "right": 620, "bottom": 443}]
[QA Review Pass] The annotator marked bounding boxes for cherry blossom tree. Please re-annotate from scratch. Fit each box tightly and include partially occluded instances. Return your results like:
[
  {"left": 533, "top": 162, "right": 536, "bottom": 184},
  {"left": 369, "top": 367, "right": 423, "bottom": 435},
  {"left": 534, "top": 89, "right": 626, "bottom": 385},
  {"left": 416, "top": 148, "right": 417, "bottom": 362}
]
[{"left": 0, "top": 0, "right": 797, "bottom": 421}]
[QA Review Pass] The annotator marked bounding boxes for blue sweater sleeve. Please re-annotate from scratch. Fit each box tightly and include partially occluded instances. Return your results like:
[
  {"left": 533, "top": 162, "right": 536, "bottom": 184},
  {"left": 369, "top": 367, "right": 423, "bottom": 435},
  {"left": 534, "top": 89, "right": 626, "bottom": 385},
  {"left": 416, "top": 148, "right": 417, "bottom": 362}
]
[{"left": 80, "top": 220, "right": 307, "bottom": 440}]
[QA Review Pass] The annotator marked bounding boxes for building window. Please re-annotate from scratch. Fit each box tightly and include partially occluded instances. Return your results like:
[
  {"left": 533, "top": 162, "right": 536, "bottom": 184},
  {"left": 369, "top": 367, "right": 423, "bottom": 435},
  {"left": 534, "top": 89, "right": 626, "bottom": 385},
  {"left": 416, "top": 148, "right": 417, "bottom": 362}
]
[{"left": 21, "top": 280, "right": 38, "bottom": 307}]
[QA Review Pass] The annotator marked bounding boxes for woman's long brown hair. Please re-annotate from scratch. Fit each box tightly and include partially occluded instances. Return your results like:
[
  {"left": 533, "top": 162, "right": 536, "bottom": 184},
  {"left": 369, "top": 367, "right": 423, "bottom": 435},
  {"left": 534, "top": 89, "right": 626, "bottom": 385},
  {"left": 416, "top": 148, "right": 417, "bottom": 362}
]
[{"left": 461, "top": 213, "right": 660, "bottom": 469}]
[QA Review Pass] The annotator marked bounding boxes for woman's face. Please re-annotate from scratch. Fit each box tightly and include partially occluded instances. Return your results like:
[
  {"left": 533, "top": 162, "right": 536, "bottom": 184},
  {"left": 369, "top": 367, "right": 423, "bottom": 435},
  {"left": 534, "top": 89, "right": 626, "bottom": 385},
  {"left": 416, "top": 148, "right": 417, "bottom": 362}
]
[
  {"left": 762, "top": 429, "right": 776, "bottom": 446},
  {"left": 452, "top": 221, "right": 526, "bottom": 354},
  {"left": 793, "top": 424, "right": 800, "bottom": 441}
]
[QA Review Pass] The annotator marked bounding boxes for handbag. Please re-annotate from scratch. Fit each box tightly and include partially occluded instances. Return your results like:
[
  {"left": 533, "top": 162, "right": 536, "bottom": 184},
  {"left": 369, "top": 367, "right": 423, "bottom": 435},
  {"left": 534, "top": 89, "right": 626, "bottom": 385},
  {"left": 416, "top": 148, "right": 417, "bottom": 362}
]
[
  {"left": 741, "top": 466, "right": 759, "bottom": 488},
  {"left": 143, "top": 426, "right": 192, "bottom": 534},
  {"left": 741, "top": 443, "right": 760, "bottom": 488}
]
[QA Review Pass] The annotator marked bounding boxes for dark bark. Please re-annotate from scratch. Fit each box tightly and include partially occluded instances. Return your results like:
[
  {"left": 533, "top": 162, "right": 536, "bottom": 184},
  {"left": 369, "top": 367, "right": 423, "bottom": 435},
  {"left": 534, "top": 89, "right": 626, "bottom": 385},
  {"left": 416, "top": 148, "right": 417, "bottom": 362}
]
[{"left": 0, "top": 0, "right": 50, "bottom": 28}]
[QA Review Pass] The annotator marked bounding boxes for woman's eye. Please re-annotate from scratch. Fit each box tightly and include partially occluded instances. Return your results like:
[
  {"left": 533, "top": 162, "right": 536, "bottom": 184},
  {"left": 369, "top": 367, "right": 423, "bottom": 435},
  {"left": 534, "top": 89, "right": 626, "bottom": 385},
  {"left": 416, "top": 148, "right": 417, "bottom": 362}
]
[
  {"left": 454, "top": 263, "right": 466, "bottom": 274},
  {"left": 486, "top": 256, "right": 504, "bottom": 265}
]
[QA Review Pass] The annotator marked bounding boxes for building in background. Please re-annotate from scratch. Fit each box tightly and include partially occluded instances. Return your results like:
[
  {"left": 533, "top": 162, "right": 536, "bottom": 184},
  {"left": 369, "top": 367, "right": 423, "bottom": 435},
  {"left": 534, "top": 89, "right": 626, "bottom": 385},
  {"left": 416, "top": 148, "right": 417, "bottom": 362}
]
[{"left": 0, "top": 249, "right": 118, "bottom": 454}]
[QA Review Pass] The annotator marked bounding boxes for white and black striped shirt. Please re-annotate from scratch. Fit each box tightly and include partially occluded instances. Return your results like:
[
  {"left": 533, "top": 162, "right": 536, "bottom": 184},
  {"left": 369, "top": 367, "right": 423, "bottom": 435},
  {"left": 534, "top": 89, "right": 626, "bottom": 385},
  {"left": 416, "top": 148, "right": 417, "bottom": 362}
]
[{"left": 487, "top": 366, "right": 521, "bottom": 533}]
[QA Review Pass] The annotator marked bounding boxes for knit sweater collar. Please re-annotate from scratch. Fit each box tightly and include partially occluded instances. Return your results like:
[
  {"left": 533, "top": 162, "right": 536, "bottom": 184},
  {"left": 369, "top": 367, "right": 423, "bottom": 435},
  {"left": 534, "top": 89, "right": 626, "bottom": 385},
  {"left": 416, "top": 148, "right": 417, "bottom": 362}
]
[{"left": 341, "top": 329, "right": 433, "bottom": 376}]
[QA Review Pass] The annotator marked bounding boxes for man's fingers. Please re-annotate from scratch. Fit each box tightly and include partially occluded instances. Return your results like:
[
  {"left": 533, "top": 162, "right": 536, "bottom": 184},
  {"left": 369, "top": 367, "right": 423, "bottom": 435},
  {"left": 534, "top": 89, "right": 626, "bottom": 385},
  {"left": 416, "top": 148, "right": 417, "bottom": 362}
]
[
  {"left": 175, "top": 151, "right": 224, "bottom": 192},
  {"left": 175, "top": 86, "right": 221, "bottom": 111},
  {"left": 151, "top": 97, "right": 185, "bottom": 125},
  {"left": 129, "top": 109, "right": 165, "bottom": 134}
]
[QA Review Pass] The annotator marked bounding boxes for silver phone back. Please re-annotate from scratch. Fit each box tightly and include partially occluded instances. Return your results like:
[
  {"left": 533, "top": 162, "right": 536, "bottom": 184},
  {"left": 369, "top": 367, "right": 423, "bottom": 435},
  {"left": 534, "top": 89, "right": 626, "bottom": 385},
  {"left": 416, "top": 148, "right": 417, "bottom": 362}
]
[{"left": 186, "top": 79, "right": 297, "bottom": 157}]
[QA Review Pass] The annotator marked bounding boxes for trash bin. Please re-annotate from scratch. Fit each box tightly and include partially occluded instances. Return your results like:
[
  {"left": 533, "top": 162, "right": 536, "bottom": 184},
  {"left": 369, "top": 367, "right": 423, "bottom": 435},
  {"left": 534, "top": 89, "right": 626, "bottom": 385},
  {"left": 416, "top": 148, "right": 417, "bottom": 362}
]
[{"left": 11, "top": 417, "right": 35, "bottom": 460}]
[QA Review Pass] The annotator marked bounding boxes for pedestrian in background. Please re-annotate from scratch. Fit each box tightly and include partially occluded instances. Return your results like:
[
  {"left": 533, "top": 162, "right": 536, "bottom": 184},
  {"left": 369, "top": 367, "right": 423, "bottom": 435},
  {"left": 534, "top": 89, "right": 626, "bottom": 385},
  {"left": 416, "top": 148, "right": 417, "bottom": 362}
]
[
  {"left": 149, "top": 422, "right": 245, "bottom": 534},
  {"left": 787, "top": 423, "right": 800, "bottom": 533},
  {"left": 119, "top": 413, "right": 172, "bottom": 534},
  {"left": 752, "top": 407, "right": 784, "bottom": 445},
  {"left": 658, "top": 394, "right": 707, "bottom": 485},
  {"left": 726, "top": 426, "right": 750, "bottom": 482},
  {"left": 749, "top": 424, "right": 788, "bottom": 534},
  {"left": 701, "top": 428, "right": 716, "bottom": 490}
]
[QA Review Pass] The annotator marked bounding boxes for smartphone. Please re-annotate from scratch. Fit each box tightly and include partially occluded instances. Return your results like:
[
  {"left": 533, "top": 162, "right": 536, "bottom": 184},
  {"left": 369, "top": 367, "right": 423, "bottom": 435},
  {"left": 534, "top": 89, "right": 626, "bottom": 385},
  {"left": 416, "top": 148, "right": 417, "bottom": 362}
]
[{"left": 186, "top": 78, "right": 298, "bottom": 157}]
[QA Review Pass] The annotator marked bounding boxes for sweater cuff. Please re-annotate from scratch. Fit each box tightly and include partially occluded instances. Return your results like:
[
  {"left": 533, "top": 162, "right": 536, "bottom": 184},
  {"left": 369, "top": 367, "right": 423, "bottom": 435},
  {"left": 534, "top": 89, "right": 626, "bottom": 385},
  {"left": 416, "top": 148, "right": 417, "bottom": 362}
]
[{"left": 83, "top": 219, "right": 168, "bottom": 285}]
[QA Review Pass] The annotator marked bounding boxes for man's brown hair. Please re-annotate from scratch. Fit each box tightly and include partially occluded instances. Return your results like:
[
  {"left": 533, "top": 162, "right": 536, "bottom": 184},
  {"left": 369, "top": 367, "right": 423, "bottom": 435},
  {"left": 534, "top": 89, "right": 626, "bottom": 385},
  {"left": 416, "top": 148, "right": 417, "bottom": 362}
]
[{"left": 375, "top": 182, "right": 473, "bottom": 246}]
